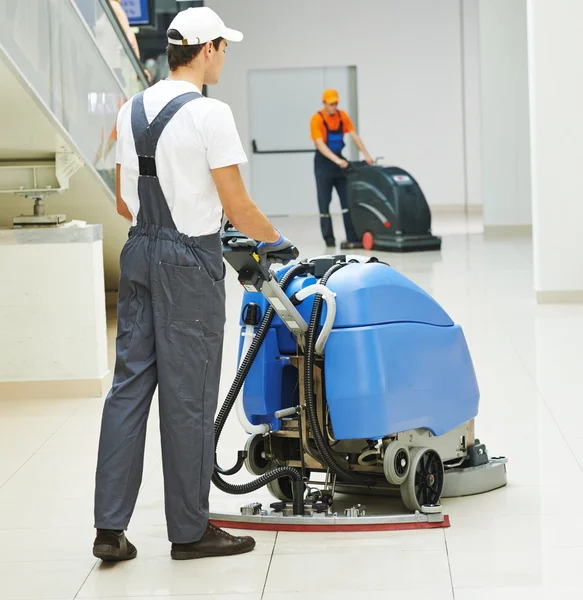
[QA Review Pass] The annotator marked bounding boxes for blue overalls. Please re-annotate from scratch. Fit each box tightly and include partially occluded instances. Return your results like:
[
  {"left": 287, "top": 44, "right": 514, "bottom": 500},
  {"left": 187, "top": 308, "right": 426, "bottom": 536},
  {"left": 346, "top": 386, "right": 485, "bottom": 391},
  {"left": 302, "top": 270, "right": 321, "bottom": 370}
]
[
  {"left": 94, "top": 91, "right": 226, "bottom": 544},
  {"left": 314, "top": 111, "right": 358, "bottom": 243}
]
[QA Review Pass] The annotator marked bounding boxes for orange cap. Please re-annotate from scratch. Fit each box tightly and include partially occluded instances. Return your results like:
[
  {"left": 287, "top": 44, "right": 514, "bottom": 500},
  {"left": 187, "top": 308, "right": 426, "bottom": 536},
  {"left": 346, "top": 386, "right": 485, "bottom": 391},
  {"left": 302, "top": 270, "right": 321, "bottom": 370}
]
[{"left": 322, "top": 89, "right": 339, "bottom": 104}]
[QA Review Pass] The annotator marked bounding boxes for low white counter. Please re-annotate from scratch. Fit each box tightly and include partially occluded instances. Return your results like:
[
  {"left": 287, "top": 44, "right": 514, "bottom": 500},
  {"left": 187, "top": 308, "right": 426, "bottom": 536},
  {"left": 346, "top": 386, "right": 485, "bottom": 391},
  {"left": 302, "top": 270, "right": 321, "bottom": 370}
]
[{"left": 0, "top": 224, "right": 109, "bottom": 399}]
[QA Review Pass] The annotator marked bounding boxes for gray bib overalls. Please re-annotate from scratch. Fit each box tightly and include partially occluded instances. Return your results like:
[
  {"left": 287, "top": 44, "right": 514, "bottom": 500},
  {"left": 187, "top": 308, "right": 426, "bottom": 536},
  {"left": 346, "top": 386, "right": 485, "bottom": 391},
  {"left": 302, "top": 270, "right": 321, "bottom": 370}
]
[{"left": 94, "top": 91, "right": 225, "bottom": 544}]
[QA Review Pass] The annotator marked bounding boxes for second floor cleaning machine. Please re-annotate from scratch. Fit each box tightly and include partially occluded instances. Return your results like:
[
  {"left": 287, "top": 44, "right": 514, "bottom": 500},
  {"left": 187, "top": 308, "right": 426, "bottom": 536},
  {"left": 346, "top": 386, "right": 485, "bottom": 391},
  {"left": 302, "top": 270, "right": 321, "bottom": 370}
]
[
  {"left": 346, "top": 163, "right": 442, "bottom": 252},
  {"left": 211, "top": 223, "right": 506, "bottom": 530}
]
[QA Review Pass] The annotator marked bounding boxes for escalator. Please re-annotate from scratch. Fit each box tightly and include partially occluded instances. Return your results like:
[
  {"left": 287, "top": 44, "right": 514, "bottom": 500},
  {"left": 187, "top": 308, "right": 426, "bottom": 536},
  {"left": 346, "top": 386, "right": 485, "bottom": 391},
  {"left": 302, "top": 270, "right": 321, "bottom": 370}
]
[{"left": 0, "top": 0, "right": 149, "bottom": 289}]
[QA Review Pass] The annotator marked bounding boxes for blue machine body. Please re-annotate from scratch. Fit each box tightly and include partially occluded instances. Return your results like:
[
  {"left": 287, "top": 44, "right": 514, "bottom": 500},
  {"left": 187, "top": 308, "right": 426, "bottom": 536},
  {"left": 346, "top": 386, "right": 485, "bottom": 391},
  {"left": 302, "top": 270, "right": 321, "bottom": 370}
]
[{"left": 238, "top": 262, "right": 479, "bottom": 440}]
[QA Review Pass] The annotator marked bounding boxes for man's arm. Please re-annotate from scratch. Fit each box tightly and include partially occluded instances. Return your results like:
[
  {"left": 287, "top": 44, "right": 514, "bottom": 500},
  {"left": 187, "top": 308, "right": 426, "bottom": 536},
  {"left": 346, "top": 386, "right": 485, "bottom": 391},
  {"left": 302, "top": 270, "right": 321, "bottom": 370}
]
[
  {"left": 314, "top": 138, "right": 349, "bottom": 168},
  {"left": 349, "top": 131, "right": 374, "bottom": 165},
  {"left": 116, "top": 164, "right": 132, "bottom": 221},
  {"left": 110, "top": 0, "right": 141, "bottom": 59},
  {"left": 211, "top": 165, "right": 279, "bottom": 242}
]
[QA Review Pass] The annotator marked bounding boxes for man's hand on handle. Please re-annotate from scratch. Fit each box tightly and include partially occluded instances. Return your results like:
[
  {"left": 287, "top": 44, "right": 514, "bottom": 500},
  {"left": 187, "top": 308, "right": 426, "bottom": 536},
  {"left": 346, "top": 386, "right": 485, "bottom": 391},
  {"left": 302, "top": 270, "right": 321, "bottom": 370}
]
[
  {"left": 337, "top": 158, "right": 349, "bottom": 169},
  {"left": 256, "top": 231, "right": 295, "bottom": 263}
]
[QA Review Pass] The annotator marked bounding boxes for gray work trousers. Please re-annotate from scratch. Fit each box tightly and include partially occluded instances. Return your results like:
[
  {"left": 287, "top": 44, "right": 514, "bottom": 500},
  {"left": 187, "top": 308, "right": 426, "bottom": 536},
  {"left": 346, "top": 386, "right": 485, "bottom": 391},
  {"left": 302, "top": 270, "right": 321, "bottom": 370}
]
[{"left": 94, "top": 225, "right": 225, "bottom": 544}]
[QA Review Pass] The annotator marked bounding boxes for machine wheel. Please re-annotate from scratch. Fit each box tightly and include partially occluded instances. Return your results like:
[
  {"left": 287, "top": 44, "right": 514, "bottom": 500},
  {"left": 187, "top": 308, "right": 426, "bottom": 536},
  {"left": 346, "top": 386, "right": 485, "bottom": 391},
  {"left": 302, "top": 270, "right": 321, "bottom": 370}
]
[
  {"left": 266, "top": 475, "right": 294, "bottom": 502},
  {"left": 400, "top": 447, "right": 444, "bottom": 512},
  {"left": 362, "top": 231, "right": 374, "bottom": 250},
  {"left": 244, "top": 434, "right": 270, "bottom": 476},
  {"left": 383, "top": 442, "right": 411, "bottom": 485},
  {"left": 266, "top": 470, "right": 310, "bottom": 502}
]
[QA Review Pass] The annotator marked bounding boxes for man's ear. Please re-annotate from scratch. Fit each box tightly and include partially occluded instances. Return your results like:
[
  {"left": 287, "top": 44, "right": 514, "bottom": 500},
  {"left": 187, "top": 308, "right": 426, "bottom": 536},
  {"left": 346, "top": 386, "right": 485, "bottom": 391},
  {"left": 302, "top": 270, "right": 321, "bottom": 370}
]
[{"left": 207, "top": 41, "right": 214, "bottom": 55}]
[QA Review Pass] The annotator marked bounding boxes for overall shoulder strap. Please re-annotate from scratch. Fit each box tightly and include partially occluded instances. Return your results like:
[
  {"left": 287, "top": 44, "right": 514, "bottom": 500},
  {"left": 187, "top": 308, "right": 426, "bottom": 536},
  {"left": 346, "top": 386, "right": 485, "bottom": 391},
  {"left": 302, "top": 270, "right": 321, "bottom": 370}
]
[
  {"left": 129, "top": 91, "right": 203, "bottom": 230},
  {"left": 131, "top": 91, "right": 203, "bottom": 157},
  {"left": 130, "top": 92, "right": 150, "bottom": 155},
  {"left": 319, "top": 110, "right": 330, "bottom": 131}
]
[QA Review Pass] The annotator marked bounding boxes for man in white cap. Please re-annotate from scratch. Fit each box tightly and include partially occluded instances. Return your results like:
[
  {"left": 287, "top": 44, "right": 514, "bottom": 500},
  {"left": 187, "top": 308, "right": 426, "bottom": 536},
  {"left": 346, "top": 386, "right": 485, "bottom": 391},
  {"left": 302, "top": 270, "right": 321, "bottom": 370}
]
[{"left": 93, "top": 7, "right": 294, "bottom": 561}]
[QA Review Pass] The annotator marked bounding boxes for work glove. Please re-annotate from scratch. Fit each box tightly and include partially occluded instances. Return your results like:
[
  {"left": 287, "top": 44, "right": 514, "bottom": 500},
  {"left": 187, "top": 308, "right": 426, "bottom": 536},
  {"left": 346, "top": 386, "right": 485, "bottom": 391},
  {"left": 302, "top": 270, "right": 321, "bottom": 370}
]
[{"left": 256, "top": 231, "right": 296, "bottom": 264}]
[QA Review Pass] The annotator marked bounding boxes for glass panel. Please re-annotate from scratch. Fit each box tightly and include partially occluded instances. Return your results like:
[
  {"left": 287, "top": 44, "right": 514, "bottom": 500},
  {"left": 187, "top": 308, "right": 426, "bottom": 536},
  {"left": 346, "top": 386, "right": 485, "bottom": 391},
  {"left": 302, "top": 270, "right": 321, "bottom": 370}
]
[
  {"left": 73, "top": 0, "right": 148, "bottom": 97},
  {"left": 0, "top": 0, "right": 145, "bottom": 192}
]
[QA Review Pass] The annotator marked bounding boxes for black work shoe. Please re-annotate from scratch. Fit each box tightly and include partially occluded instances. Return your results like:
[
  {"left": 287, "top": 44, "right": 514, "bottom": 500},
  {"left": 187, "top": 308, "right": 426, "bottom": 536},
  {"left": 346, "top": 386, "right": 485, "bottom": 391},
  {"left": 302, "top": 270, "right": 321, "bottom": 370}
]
[
  {"left": 340, "top": 240, "right": 363, "bottom": 250},
  {"left": 93, "top": 529, "right": 137, "bottom": 562},
  {"left": 171, "top": 523, "right": 256, "bottom": 560},
  {"left": 324, "top": 237, "right": 336, "bottom": 248}
]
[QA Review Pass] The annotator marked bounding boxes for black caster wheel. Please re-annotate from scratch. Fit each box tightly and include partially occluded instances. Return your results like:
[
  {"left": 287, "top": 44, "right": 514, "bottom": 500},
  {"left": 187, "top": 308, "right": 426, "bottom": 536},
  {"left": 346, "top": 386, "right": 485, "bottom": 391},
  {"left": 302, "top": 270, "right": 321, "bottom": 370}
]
[
  {"left": 400, "top": 447, "right": 444, "bottom": 512},
  {"left": 384, "top": 442, "right": 411, "bottom": 485},
  {"left": 244, "top": 434, "right": 270, "bottom": 476}
]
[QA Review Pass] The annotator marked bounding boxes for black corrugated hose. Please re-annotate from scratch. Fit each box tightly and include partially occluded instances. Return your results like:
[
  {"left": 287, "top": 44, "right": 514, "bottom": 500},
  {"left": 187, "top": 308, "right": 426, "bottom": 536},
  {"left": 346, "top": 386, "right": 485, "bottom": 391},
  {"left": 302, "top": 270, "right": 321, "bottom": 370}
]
[
  {"left": 304, "top": 262, "right": 375, "bottom": 485},
  {"left": 212, "top": 262, "right": 312, "bottom": 515}
]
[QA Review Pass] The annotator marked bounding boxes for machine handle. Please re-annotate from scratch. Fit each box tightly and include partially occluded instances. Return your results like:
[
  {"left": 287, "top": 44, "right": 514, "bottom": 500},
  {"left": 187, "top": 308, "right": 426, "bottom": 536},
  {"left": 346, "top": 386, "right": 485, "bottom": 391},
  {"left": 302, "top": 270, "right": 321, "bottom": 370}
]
[
  {"left": 274, "top": 406, "right": 299, "bottom": 419},
  {"left": 260, "top": 244, "right": 300, "bottom": 266},
  {"left": 227, "top": 237, "right": 256, "bottom": 248},
  {"left": 222, "top": 221, "right": 298, "bottom": 266},
  {"left": 345, "top": 160, "right": 369, "bottom": 172}
]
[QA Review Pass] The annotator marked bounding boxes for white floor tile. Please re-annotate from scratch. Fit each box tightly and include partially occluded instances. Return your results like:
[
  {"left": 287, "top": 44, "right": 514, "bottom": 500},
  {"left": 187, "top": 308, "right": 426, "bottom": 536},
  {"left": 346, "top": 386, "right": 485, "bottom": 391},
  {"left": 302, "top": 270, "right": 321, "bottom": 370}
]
[
  {"left": 0, "top": 527, "right": 92, "bottom": 562},
  {"left": 455, "top": 585, "right": 583, "bottom": 600},
  {"left": 0, "top": 456, "right": 30, "bottom": 490},
  {"left": 36, "top": 413, "right": 162, "bottom": 466},
  {"left": 274, "top": 528, "right": 446, "bottom": 554},
  {"left": 34, "top": 416, "right": 103, "bottom": 457},
  {"left": 449, "top": 546, "right": 583, "bottom": 588},
  {"left": 0, "top": 493, "right": 92, "bottom": 530},
  {"left": 264, "top": 550, "right": 451, "bottom": 593},
  {"left": 0, "top": 440, "right": 160, "bottom": 530},
  {"left": 0, "top": 453, "right": 95, "bottom": 526},
  {"left": 442, "top": 483, "right": 580, "bottom": 517},
  {"left": 80, "top": 596, "right": 261, "bottom": 600},
  {"left": 0, "top": 399, "right": 82, "bottom": 419},
  {"left": 0, "top": 417, "right": 70, "bottom": 487},
  {"left": 77, "top": 553, "right": 272, "bottom": 597},
  {"left": 0, "top": 560, "right": 96, "bottom": 599},
  {"left": 446, "top": 513, "right": 583, "bottom": 553},
  {"left": 264, "top": 592, "right": 454, "bottom": 600},
  {"left": 72, "top": 397, "right": 108, "bottom": 417}
]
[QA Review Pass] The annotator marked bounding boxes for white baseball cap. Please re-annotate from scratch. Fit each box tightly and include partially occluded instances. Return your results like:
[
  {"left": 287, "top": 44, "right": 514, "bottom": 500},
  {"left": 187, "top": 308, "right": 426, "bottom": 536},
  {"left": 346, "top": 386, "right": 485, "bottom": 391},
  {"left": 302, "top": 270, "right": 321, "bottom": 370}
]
[{"left": 167, "top": 7, "right": 243, "bottom": 46}]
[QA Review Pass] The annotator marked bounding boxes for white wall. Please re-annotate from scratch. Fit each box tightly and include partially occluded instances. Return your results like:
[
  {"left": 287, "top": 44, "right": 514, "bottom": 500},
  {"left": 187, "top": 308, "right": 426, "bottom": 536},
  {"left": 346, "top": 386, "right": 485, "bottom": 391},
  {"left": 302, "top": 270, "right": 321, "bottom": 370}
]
[
  {"left": 479, "top": 0, "right": 532, "bottom": 228},
  {"left": 210, "top": 0, "right": 471, "bottom": 210},
  {"left": 462, "top": 0, "right": 482, "bottom": 207},
  {"left": 528, "top": 0, "right": 583, "bottom": 295}
]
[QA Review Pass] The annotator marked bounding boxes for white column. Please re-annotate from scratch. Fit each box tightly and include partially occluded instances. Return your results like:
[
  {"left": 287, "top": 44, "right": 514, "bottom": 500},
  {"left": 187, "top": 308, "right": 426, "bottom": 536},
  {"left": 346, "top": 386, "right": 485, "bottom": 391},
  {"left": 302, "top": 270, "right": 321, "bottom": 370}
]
[
  {"left": 478, "top": 0, "right": 532, "bottom": 233},
  {"left": 0, "top": 224, "right": 109, "bottom": 398},
  {"left": 461, "top": 0, "right": 482, "bottom": 209},
  {"left": 528, "top": 0, "right": 583, "bottom": 302}
]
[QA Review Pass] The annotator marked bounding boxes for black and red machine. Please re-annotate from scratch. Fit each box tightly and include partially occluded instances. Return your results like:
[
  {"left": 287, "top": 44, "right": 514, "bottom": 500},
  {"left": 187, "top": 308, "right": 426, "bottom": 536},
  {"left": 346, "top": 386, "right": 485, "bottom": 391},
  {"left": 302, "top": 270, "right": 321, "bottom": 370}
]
[{"left": 346, "top": 163, "right": 441, "bottom": 252}]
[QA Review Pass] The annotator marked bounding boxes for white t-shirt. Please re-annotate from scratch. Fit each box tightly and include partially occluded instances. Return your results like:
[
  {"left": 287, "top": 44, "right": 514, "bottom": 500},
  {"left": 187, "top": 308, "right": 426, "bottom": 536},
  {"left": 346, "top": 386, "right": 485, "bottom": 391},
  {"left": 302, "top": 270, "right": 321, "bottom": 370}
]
[{"left": 115, "top": 80, "right": 247, "bottom": 237}]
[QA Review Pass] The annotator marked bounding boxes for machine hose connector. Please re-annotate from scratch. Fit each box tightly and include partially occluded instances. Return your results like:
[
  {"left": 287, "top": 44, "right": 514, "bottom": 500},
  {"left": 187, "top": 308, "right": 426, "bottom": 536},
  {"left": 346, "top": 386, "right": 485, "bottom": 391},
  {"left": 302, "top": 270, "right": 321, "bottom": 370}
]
[{"left": 212, "top": 262, "right": 313, "bottom": 514}]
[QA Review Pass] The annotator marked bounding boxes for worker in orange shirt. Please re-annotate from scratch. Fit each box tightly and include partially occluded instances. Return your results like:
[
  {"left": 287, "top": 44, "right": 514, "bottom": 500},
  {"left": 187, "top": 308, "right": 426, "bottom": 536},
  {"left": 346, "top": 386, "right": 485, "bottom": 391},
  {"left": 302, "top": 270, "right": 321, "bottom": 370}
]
[{"left": 311, "top": 89, "right": 374, "bottom": 249}]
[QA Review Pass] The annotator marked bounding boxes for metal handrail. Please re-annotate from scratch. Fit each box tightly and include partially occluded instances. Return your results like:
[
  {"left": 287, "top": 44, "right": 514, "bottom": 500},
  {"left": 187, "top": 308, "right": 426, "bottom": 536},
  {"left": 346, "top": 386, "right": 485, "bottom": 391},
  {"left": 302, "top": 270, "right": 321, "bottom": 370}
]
[{"left": 252, "top": 140, "right": 315, "bottom": 155}]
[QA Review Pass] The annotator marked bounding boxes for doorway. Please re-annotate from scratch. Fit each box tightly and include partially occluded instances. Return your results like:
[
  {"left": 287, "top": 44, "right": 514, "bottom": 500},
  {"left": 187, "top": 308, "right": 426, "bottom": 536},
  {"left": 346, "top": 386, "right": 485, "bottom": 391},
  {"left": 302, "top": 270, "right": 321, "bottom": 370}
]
[{"left": 248, "top": 66, "right": 358, "bottom": 217}]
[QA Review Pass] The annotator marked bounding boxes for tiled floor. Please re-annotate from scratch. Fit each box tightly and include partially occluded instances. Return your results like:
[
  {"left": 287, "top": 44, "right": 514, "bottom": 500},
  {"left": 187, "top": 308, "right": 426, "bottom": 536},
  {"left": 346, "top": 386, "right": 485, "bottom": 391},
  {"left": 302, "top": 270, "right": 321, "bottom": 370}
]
[{"left": 2, "top": 213, "right": 583, "bottom": 599}]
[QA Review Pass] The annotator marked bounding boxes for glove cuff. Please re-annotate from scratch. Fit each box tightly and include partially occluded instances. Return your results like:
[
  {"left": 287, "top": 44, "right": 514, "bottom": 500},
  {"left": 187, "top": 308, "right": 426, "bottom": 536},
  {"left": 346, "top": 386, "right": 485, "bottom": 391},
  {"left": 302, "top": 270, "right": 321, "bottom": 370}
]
[{"left": 272, "top": 230, "right": 283, "bottom": 246}]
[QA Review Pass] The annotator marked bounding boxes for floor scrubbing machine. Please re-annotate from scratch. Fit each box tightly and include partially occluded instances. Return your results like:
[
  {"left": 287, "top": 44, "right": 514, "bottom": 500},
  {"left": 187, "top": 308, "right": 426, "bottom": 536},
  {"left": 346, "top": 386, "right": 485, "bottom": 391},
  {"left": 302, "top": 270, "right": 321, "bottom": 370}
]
[
  {"left": 212, "top": 223, "right": 506, "bottom": 531},
  {"left": 346, "top": 163, "right": 442, "bottom": 252}
]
